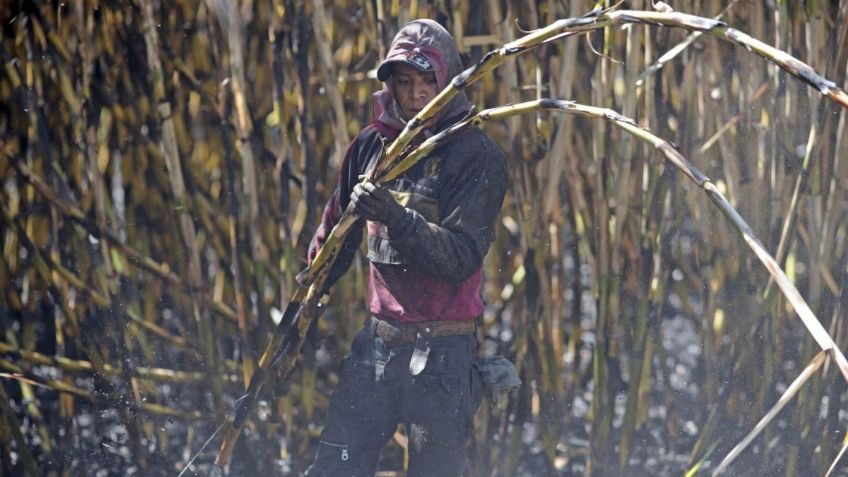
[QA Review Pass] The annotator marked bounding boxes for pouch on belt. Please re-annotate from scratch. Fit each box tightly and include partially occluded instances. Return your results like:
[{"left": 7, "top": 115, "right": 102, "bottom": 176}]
[{"left": 474, "top": 355, "right": 521, "bottom": 410}]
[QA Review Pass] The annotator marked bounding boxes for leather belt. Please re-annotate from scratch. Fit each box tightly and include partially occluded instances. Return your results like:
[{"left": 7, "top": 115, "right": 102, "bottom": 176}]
[{"left": 372, "top": 316, "right": 476, "bottom": 347}]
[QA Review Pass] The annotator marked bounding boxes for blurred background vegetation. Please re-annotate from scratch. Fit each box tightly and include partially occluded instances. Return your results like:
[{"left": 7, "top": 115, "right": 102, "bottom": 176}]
[{"left": 1, "top": 0, "right": 847, "bottom": 475}]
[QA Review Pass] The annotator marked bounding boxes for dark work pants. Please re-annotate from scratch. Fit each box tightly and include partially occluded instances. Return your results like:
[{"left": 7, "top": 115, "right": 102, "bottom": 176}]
[{"left": 306, "top": 324, "right": 482, "bottom": 477}]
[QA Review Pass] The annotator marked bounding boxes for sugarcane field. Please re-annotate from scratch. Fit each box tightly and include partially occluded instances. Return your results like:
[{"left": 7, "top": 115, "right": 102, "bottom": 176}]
[{"left": 2, "top": 0, "right": 848, "bottom": 475}]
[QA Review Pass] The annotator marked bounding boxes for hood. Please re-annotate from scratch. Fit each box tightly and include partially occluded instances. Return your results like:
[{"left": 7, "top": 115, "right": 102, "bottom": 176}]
[{"left": 372, "top": 19, "right": 473, "bottom": 138}]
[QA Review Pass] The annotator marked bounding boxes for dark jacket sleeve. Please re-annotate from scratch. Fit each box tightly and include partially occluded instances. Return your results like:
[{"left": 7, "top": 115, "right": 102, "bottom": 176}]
[
  {"left": 306, "top": 134, "right": 367, "bottom": 289},
  {"left": 385, "top": 133, "right": 508, "bottom": 283}
]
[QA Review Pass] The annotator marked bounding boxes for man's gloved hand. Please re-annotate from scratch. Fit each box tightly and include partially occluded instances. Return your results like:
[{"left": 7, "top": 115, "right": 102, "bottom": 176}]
[{"left": 350, "top": 182, "right": 407, "bottom": 228}]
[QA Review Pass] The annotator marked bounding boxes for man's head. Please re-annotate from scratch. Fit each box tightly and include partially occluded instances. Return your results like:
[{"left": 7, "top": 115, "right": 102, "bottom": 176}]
[
  {"left": 376, "top": 20, "right": 459, "bottom": 87},
  {"left": 374, "top": 19, "right": 471, "bottom": 127}
]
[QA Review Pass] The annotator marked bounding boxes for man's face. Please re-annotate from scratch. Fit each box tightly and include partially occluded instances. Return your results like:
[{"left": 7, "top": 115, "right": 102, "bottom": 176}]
[{"left": 391, "top": 63, "right": 439, "bottom": 121}]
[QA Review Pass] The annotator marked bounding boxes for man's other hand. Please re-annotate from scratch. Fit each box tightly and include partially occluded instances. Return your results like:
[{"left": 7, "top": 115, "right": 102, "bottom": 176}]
[{"left": 350, "top": 182, "right": 406, "bottom": 228}]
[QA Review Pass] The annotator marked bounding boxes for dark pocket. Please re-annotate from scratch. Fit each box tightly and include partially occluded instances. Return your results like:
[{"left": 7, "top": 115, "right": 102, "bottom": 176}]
[
  {"left": 412, "top": 371, "right": 466, "bottom": 420},
  {"left": 439, "top": 372, "right": 461, "bottom": 394},
  {"left": 413, "top": 339, "right": 476, "bottom": 418},
  {"left": 348, "top": 327, "right": 374, "bottom": 359},
  {"left": 339, "top": 327, "right": 377, "bottom": 380}
]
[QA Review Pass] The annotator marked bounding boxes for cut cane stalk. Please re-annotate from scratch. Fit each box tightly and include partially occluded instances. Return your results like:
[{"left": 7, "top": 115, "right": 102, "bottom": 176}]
[{"left": 711, "top": 350, "right": 828, "bottom": 476}]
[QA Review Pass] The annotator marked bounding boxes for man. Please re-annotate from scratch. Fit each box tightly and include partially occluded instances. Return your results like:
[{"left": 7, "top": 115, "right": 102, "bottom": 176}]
[{"left": 304, "top": 19, "right": 508, "bottom": 477}]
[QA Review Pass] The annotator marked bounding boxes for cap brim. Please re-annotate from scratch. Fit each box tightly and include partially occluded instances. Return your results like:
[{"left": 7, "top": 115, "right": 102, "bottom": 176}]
[
  {"left": 376, "top": 57, "right": 432, "bottom": 82},
  {"left": 376, "top": 60, "right": 400, "bottom": 82}
]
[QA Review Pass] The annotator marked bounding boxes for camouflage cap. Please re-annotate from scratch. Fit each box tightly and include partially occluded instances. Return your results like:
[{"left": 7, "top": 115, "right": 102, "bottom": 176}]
[{"left": 377, "top": 50, "right": 435, "bottom": 81}]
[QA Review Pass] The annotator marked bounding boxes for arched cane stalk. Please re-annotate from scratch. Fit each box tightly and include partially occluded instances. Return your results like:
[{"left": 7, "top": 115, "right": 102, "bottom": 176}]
[
  {"left": 212, "top": 6, "right": 848, "bottom": 469},
  {"left": 378, "top": 8, "right": 848, "bottom": 174}
]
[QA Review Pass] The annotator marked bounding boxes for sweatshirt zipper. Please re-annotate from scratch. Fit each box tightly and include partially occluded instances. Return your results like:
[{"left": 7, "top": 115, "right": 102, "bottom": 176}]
[{"left": 319, "top": 440, "right": 349, "bottom": 461}]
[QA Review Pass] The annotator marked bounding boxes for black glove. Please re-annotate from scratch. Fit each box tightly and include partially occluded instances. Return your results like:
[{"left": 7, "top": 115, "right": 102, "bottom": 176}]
[{"left": 350, "top": 182, "right": 407, "bottom": 228}]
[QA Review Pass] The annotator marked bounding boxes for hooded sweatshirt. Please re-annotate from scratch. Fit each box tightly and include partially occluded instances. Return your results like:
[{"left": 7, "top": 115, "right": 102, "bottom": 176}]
[{"left": 307, "top": 20, "right": 507, "bottom": 323}]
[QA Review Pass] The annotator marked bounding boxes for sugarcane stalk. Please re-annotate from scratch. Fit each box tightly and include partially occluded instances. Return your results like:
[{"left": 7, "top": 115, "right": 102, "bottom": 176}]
[
  {"left": 215, "top": 0, "right": 267, "bottom": 382},
  {"left": 619, "top": 187, "right": 672, "bottom": 471},
  {"left": 126, "top": 308, "right": 195, "bottom": 352},
  {"left": 223, "top": 1, "right": 263, "bottom": 268},
  {"left": 711, "top": 350, "right": 828, "bottom": 476},
  {"left": 268, "top": 0, "right": 298, "bottom": 306},
  {"left": 295, "top": 5, "right": 320, "bottom": 234},
  {"left": 372, "top": 0, "right": 388, "bottom": 60},
  {"left": 313, "top": 0, "right": 351, "bottom": 160},
  {"left": 816, "top": 1, "right": 848, "bottom": 270},
  {"left": 538, "top": 20, "right": 574, "bottom": 426},
  {"left": 765, "top": 1, "right": 848, "bottom": 303},
  {"left": 485, "top": 0, "right": 521, "bottom": 147},
  {"left": 214, "top": 276, "right": 320, "bottom": 467},
  {"left": 825, "top": 436, "right": 848, "bottom": 477},
  {"left": 763, "top": 121, "right": 816, "bottom": 303},
  {"left": 588, "top": 14, "right": 615, "bottom": 474},
  {"left": 197, "top": 36, "right": 259, "bottom": 386}
]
